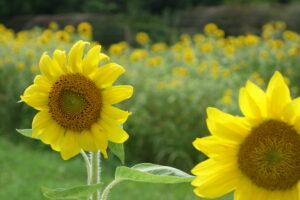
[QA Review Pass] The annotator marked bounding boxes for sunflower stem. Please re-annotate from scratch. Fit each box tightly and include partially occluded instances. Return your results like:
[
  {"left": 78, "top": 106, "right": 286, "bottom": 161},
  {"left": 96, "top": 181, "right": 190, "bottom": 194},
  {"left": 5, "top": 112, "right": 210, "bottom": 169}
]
[
  {"left": 91, "top": 151, "right": 101, "bottom": 200},
  {"left": 100, "top": 179, "right": 123, "bottom": 200},
  {"left": 80, "top": 150, "right": 92, "bottom": 185}
]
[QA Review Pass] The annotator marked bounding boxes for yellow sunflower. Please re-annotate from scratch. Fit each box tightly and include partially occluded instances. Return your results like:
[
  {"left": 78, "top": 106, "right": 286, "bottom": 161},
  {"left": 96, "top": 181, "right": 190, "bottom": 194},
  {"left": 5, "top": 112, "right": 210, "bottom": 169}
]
[
  {"left": 21, "top": 40, "right": 133, "bottom": 160},
  {"left": 192, "top": 71, "right": 300, "bottom": 200},
  {"left": 55, "top": 31, "right": 70, "bottom": 43},
  {"left": 77, "top": 22, "right": 92, "bottom": 39}
]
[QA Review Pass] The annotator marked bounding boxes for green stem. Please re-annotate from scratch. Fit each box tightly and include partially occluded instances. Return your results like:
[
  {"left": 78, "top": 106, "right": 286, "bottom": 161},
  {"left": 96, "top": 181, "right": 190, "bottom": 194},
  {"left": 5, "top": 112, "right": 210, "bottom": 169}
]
[
  {"left": 91, "top": 151, "right": 101, "bottom": 200},
  {"left": 80, "top": 150, "right": 92, "bottom": 185},
  {"left": 100, "top": 179, "right": 123, "bottom": 200}
]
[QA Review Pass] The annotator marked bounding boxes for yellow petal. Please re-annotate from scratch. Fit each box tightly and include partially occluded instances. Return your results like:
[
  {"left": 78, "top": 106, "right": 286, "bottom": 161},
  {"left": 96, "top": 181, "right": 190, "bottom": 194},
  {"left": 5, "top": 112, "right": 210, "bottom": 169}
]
[
  {"left": 99, "top": 53, "right": 110, "bottom": 63},
  {"left": 78, "top": 130, "right": 98, "bottom": 152},
  {"left": 53, "top": 49, "right": 67, "bottom": 72},
  {"left": 99, "top": 118, "right": 129, "bottom": 143},
  {"left": 206, "top": 107, "right": 249, "bottom": 143},
  {"left": 91, "top": 123, "right": 108, "bottom": 158},
  {"left": 60, "top": 131, "right": 81, "bottom": 160},
  {"left": 68, "top": 40, "right": 89, "bottom": 73},
  {"left": 239, "top": 87, "right": 262, "bottom": 121},
  {"left": 102, "top": 85, "right": 133, "bottom": 105},
  {"left": 192, "top": 159, "right": 240, "bottom": 198},
  {"left": 191, "top": 159, "right": 218, "bottom": 175},
  {"left": 82, "top": 45, "right": 101, "bottom": 75},
  {"left": 280, "top": 187, "right": 299, "bottom": 200},
  {"left": 192, "top": 136, "right": 237, "bottom": 159},
  {"left": 32, "top": 111, "right": 53, "bottom": 137},
  {"left": 33, "top": 75, "right": 52, "bottom": 89},
  {"left": 101, "top": 105, "right": 131, "bottom": 124},
  {"left": 266, "top": 71, "right": 291, "bottom": 119},
  {"left": 283, "top": 97, "right": 300, "bottom": 125},
  {"left": 234, "top": 176, "right": 297, "bottom": 200},
  {"left": 93, "top": 63, "right": 125, "bottom": 88},
  {"left": 39, "top": 53, "right": 64, "bottom": 81},
  {"left": 245, "top": 80, "right": 268, "bottom": 118},
  {"left": 40, "top": 122, "right": 64, "bottom": 151},
  {"left": 234, "top": 176, "right": 256, "bottom": 200},
  {"left": 21, "top": 84, "right": 49, "bottom": 111}
]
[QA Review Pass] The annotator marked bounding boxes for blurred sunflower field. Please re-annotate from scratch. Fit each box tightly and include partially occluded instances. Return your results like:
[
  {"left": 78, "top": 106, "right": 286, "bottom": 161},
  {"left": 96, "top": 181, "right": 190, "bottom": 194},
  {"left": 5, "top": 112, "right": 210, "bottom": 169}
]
[{"left": 1, "top": 20, "right": 300, "bottom": 170}]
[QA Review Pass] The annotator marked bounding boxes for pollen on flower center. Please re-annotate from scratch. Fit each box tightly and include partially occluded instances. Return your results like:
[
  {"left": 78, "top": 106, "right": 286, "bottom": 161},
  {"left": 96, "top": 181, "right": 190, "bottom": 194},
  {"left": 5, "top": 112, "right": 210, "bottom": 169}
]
[
  {"left": 48, "top": 74, "right": 102, "bottom": 132},
  {"left": 238, "top": 120, "right": 300, "bottom": 191}
]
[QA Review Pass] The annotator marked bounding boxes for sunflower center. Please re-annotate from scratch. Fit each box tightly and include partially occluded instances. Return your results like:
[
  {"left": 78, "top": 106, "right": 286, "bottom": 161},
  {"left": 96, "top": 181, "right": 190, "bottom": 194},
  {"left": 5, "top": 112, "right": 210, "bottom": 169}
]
[
  {"left": 48, "top": 74, "right": 101, "bottom": 132},
  {"left": 60, "top": 91, "right": 86, "bottom": 115},
  {"left": 238, "top": 120, "right": 300, "bottom": 191}
]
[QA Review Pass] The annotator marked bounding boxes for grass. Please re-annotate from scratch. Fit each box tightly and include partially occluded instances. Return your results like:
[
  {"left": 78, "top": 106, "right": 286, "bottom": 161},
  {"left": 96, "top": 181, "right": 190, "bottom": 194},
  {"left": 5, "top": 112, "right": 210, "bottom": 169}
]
[{"left": 0, "top": 136, "right": 232, "bottom": 200}]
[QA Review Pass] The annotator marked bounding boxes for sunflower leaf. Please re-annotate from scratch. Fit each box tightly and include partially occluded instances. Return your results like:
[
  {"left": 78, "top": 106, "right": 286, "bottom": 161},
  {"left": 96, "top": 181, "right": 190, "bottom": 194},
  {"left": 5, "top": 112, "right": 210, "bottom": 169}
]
[
  {"left": 41, "top": 183, "right": 103, "bottom": 199},
  {"left": 16, "top": 129, "right": 39, "bottom": 140},
  {"left": 108, "top": 142, "right": 125, "bottom": 164},
  {"left": 115, "top": 163, "right": 194, "bottom": 183}
]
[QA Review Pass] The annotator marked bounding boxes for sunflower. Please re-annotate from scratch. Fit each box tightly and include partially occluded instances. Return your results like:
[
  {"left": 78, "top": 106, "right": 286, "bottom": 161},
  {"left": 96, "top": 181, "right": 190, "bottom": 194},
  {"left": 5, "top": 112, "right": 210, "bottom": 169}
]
[
  {"left": 135, "top": 32, "right": 149, "bottom": 45},
  {"left": 77, "top": 22, "right": 92, "bottom": 39},
  {"left": 55, "top": 31, "right": 70, "bottom": 43},
  {"left": 191, "top": 71, "right": 300, "bottom": 200},
  {"left": 21, "top": 40, "right": 133, "bottom": 160}
]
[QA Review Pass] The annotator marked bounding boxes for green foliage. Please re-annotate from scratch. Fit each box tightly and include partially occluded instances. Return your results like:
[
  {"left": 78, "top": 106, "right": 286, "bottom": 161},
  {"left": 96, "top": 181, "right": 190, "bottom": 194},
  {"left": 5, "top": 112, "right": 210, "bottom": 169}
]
[
  {"left": 115, "top": 163, "right": 194, "bottom": 183},
  {"left": 41, "top": 184, "right": 103, "bottom": 199},
  {"left": 16, "top": 129, "right": 35, "bottom": 139},
  {"left": 108, "top": 142, "right": 125, "bottom": 164}
]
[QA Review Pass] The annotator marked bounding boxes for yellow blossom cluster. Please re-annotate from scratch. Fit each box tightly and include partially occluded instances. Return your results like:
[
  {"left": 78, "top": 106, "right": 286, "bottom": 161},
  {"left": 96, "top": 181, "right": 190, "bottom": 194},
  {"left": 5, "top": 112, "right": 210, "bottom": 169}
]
[
  {"left": 0, "top": 22, "right": 93, "bottom": 73},
  {"left": 1, "top": 21, "right": 300, "bottom": 127}
]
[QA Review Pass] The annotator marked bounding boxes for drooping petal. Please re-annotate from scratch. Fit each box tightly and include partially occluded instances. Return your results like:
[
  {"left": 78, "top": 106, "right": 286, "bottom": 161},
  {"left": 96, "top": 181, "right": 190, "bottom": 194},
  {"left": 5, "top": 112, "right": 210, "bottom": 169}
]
[
  {"left": 101, "top": 105, "right": 131, "bottom": 124},
  {"left": 206, "top": 107, "right": 250, "bottom": 143},
  {"left": 102, "top": 85, "right": 133, "bottom": 105},
  {"left": 93, "top": 63, "right": 125, "bottom": 88},
  {"left": 99, "top": 53, "right": 110, "bottom": 63},
  {"left": 60, "top": 131, "right": 81, "bottom": 160},
  {"left": 266, "top": 71, "right": 291, "bottom": 119},
  {"left": 68, "top": 40, "right": 89, "bottom": 73}
]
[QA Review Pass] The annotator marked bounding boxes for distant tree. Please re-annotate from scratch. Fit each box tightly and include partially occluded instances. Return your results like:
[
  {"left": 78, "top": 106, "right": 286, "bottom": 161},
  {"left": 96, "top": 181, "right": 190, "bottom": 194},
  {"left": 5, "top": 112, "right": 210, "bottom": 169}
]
[{"left": 278, "top": 0, "right": 290, "bottom": 4}]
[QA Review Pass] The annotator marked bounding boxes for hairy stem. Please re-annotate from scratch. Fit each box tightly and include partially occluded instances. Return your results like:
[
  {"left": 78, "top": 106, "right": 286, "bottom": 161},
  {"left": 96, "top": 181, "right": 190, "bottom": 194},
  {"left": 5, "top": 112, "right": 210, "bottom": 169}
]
[
  {"left": 91, "top": 151, "right": 101, "bottom": 200},
  {"left": 100, "top": 179, "right": 123, "bottom": 200},
  {"left": 80, "top": 150, "right": 92, "bottom": 185}
]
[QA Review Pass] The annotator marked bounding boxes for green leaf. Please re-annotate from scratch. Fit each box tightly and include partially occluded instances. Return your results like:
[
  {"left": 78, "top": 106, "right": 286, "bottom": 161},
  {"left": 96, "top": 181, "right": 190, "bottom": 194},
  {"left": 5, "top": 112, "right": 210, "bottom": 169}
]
[
  {"left": 16, "top": 129, "right": 39, "bottom": 139},
  {"left": 108, "top": 142, "right": 125, "bottom": 164},
  {"left": 41, "top": 183, "right": 103, "bottom": 199},
  {"left": 115, "top": 163, "right": 194, "bottom": 184}
]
